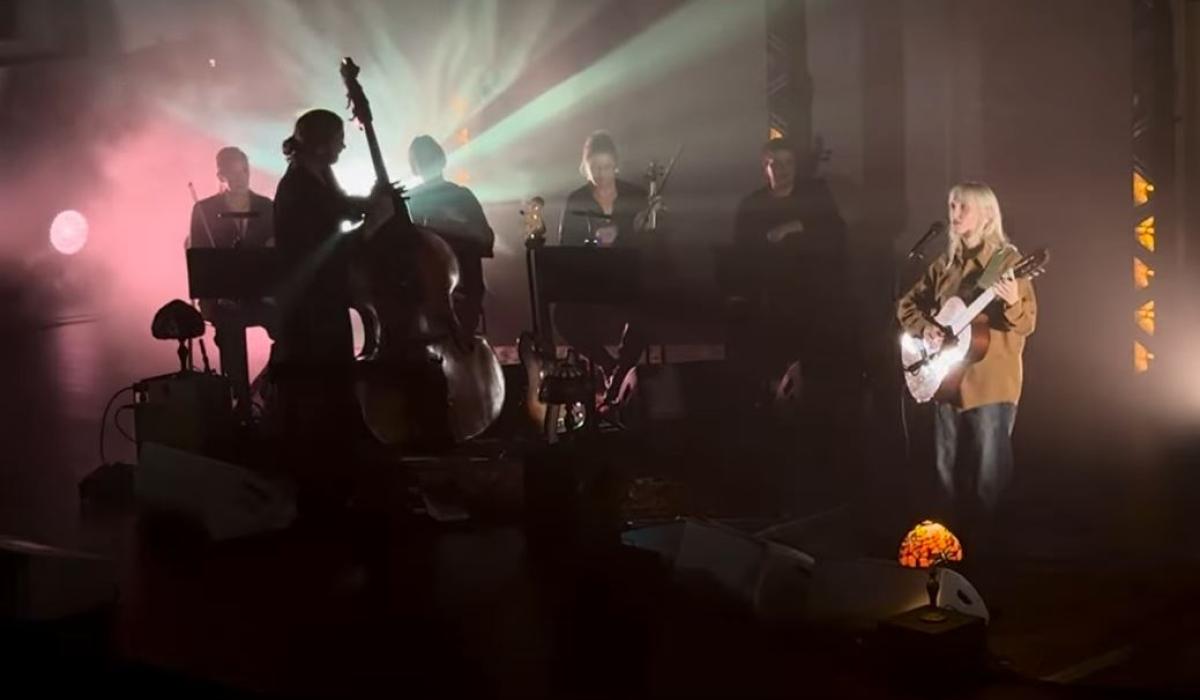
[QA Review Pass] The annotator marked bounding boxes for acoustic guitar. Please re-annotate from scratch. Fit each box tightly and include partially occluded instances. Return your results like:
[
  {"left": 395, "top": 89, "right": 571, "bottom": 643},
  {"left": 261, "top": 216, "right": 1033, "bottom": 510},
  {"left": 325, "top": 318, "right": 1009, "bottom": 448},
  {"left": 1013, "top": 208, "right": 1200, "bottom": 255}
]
[{"left": 900, "top": 248, "right": 1049, "bottom": 403}]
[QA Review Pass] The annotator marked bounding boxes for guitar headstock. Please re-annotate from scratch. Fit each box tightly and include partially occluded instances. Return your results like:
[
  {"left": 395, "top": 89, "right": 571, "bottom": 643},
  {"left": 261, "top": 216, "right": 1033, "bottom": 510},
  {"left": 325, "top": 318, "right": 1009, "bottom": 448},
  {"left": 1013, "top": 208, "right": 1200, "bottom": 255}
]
[
  {"left": 645, "top": 160, "right": 665, "bottom": 190},
  {"left": 340, "top": 57, "right": 373, "bottom": 127},
  {"left": 520, "top": 196, "right": 546, "bottom": 240},
  {"left": 1013, "top": 248, "right": 1051, "bottom": 280}
]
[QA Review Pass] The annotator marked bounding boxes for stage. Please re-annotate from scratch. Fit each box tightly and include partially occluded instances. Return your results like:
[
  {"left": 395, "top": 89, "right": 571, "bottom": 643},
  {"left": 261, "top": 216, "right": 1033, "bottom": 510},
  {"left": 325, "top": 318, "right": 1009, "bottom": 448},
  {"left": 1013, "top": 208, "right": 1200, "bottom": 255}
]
[
  {"left": 2, "top": 313, "right": 1200, "bottom": 697},
  {"left": 3, "top": 0, "right": 1200, "bottom": 696}
]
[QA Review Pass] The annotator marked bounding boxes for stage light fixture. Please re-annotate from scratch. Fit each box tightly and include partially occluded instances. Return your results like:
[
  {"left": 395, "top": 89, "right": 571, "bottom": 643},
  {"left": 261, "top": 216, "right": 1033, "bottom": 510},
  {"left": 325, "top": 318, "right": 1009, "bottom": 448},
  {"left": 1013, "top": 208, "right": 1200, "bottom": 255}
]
[
  {"left": 1134, "top": 257, "right": 1155, "bottom": 289},
  {"left": 1133, "top": 170, "right": 1154, "bottom": 205},
  {"left": 1135, "top": 216, "right": 1155, "bottom": 252},
  {"left": 49, "top": 210, "right": 88, "bottom": 255},
  {"left": 1134, "top": 340, "right": 1154, "bottom": 373},
  {"left": 1136, "top": 300, "right": 1156, "bottom": 336}
]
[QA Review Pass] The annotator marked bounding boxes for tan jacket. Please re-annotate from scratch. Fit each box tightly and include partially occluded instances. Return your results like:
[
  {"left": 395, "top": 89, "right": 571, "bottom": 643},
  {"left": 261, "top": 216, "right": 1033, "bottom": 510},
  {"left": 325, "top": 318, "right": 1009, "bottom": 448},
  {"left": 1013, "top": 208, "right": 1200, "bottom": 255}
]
[{"left": 897, "top": 242, "right": 1037, "bottom": 410}]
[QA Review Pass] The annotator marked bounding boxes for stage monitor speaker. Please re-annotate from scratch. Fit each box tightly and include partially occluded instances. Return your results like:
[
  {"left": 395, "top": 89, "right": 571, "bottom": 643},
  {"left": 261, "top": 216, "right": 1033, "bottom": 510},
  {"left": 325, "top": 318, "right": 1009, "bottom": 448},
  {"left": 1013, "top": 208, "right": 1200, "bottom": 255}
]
[
  {"left": 622, "top": 517, "right": 814, "bottom": 612},
  {"left": 0, "top": 537, "right": 115, "bottom": 620},
  {"left": 135, "top": 441, "right": 295, "bottom": 541},
  {"left": 623, "top": 519, "right": 987, "bottom": 628}
]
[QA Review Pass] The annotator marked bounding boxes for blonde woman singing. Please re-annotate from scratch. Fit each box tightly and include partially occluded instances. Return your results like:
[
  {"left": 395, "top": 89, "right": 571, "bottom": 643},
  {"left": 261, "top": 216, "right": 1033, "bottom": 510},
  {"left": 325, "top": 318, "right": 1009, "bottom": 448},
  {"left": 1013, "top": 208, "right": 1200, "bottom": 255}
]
[{"left": 898, "top": 182, "right": 1037, "bottom": 545}]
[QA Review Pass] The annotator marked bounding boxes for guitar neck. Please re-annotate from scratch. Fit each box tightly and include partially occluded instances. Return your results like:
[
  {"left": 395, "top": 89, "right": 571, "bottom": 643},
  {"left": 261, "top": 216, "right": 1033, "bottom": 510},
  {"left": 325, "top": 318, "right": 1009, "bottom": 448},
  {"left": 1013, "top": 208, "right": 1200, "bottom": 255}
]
[{"left": 951, "top": 287, "right": 997, "bottom": 335}]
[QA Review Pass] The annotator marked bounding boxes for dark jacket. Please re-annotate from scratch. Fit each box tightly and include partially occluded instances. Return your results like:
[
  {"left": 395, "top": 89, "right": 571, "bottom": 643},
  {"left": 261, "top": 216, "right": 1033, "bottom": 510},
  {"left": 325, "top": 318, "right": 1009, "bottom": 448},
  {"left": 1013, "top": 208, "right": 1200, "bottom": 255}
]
[
  {"left": 188, "top": 191, "right": 274, "bottom": 249},
  {"left": 406, "top": 177, "right": 494, "bottom": 258},
  {"left": 731, "top": 178, "right": 848, "bottom": 303},
  {"left": 272, "top": 164, "right": 361, "bottom": 366},
  {"left": 188, "top": 191, "right": 274, "bottom": 320},
  {"left": 730, "top": 178, "right": 852, "bottom": 364},
  {"left": 558, "top": 179, "right": 647, "bottom": 247},
  {"left": 407, "top": 177, "right": 494, "bottom": 299}
]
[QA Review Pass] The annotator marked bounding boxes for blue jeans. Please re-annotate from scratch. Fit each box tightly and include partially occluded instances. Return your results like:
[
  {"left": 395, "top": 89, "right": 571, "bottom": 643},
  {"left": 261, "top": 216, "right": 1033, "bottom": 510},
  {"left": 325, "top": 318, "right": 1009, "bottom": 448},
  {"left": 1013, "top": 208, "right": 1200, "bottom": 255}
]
[{"left": 934, "top": 402, "right": 1016, "bottom": 528}]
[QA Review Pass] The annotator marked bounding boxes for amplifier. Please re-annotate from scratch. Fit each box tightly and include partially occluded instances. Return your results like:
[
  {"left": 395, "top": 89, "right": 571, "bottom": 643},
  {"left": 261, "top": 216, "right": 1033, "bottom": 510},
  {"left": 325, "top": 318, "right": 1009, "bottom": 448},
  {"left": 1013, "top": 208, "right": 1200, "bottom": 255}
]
[{"left": 132, "top": 371, "right": 234, "bottom": 457}]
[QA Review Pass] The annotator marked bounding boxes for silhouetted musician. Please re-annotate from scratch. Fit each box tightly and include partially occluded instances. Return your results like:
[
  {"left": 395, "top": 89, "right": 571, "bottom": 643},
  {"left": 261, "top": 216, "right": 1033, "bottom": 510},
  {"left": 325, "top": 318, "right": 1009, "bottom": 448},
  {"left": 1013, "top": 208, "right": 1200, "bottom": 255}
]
[
  {"left": 186, "top": 146, "right": 277, "bottom": 418},
  {"left": 555, "top": 131, "right": 658, "bottom": 411},
  {"left": 728, "top": 136, "right": 852, "bottom": 459},
  {"left": 405, "top": 135, "right": 494, "bottom": 335}
]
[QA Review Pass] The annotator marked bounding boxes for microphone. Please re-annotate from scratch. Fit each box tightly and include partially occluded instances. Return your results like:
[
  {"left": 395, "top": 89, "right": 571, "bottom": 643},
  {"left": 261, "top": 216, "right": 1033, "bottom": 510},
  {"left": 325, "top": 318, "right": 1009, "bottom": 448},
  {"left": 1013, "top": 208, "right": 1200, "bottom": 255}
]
[{"left": 907, "top": 221, "right": 946, "bottom": 260}]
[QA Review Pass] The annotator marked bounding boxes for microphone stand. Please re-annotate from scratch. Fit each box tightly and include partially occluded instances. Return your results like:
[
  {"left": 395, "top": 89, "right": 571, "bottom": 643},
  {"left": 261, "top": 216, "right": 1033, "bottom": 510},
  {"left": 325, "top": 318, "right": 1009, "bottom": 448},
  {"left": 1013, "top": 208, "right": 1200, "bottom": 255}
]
[{"left": 892, "top": 223, "right": 943, "bottom": 469}]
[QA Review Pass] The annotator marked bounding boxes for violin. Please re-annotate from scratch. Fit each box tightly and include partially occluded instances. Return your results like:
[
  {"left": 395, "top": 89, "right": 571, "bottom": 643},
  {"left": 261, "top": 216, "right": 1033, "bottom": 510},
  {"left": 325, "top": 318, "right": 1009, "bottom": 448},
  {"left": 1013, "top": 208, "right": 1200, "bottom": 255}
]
[{"left": 642, "top": 143, "right": 682, "bottom": 233}]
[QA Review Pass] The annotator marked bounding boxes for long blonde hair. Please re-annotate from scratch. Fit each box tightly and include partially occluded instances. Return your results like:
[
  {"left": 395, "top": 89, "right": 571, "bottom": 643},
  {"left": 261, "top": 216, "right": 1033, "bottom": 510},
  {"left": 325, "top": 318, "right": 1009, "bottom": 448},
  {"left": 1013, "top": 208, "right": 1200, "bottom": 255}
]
[{"left": 946, "top": 181, "right": 1008, "bottom": 266}]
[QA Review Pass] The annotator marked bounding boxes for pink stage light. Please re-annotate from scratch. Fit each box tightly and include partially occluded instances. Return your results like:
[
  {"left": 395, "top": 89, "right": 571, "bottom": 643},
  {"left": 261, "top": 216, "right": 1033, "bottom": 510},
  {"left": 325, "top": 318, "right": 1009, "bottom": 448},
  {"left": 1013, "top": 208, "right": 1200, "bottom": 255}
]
[{"left": 49, "top": 210, "right": 89, "bottom": 255}]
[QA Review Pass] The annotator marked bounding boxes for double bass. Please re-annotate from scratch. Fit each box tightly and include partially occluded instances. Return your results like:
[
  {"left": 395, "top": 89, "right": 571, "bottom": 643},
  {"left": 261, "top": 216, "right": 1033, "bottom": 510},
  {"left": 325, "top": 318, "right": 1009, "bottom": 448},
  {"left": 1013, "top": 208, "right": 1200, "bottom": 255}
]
[{"left": 340, "top": 57, "right": 505, "bottom": 447}]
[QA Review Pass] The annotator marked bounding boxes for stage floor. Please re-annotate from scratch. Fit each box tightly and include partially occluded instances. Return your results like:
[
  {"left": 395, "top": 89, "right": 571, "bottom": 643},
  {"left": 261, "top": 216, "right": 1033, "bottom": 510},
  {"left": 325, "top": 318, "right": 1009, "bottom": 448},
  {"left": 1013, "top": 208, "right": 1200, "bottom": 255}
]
[{"left": 3, "top": 311, "right": 1200, "bottom": 697}]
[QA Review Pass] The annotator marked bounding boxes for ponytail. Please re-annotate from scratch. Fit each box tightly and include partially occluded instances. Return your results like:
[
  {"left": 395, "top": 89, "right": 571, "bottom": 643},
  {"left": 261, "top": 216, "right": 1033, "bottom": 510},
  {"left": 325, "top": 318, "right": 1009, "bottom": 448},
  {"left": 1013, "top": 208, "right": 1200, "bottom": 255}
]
[
  {"left": 281, "top": 135, "right": 301, "bottom": 159},
  {"left": 283, "top": 109, "right": 343, "bottom": 162}
]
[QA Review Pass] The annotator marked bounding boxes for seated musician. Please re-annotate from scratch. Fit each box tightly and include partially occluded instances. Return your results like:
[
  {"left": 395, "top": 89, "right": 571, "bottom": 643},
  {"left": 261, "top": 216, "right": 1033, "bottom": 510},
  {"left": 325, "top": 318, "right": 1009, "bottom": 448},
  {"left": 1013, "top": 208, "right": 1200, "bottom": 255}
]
[
  {"left": 187, "top": 146, "right": 277, "bottom": 417},
  {"left": 555, "top": 130, "right": 659, "bottom": 410},
  {"left": 405, "top": 135, "right": 495, "bottom": 335}
]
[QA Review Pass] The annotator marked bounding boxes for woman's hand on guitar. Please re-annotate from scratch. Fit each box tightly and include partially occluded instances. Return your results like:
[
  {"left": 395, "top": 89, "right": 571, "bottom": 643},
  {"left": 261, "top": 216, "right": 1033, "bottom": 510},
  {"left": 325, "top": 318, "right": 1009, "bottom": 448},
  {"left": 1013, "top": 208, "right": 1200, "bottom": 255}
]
[
  {"left": 923, "top": 324, "right": 945, "bottom": 352},
  {"left": 991, "top": 271, "right": 1020, "bottom": 307}
]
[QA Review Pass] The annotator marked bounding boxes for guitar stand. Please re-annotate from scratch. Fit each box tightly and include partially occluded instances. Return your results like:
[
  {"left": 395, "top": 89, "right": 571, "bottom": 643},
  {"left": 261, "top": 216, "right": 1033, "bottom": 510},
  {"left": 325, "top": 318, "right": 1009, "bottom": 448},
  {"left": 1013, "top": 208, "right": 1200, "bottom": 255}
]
[{"left": 537, "top": 349, "right": 596, "bottom": 443}]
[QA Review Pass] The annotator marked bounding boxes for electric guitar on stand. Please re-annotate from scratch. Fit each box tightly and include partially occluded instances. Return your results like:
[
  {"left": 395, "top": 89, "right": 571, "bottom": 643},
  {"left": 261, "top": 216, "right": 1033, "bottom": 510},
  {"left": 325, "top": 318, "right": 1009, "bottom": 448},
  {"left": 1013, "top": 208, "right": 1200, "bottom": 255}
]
[
  {"left": 516, "top": 197, "right": 566, "bottom": 440},
  {"left": 518, "top": 197, "right": 631, "bottom": 441},
  {"left": 900, "top": 248, "right": 1049, "bottom": 403},
  {"left": 517, "top": 197, "right": 550, "bottom": 422}
]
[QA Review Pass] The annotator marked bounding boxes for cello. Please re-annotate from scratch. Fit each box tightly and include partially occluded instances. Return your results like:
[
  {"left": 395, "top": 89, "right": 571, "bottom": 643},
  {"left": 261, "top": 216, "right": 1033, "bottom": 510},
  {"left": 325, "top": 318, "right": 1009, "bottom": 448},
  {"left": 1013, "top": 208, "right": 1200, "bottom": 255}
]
[{"left": 340, "top": 57, "right": 505, "bottom": 447}]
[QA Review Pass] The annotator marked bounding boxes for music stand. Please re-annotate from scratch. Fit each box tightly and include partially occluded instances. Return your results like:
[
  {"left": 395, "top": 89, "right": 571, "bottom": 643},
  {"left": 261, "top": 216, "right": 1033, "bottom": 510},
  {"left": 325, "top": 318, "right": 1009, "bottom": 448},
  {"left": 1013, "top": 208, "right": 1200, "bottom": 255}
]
[
  {"left": 185, "top": 248, "right": 282, "bottom": 301},
  {"left": 525, "top": 246, "right": 641, "bottom": 435},
  {"left": 185, "top": 248, "right": 283, "bottom": 422},
  {"left": 532, "top": 247, "right": 641, "bottom": 306}
]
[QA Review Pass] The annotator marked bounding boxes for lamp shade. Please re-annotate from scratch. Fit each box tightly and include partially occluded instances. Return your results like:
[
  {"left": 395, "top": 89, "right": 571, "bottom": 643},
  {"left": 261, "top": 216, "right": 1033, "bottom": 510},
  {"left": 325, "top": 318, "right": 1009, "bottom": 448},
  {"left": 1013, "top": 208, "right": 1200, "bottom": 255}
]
[{"left": 898, "top": 520, "right": 963, "bottom": 568}]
